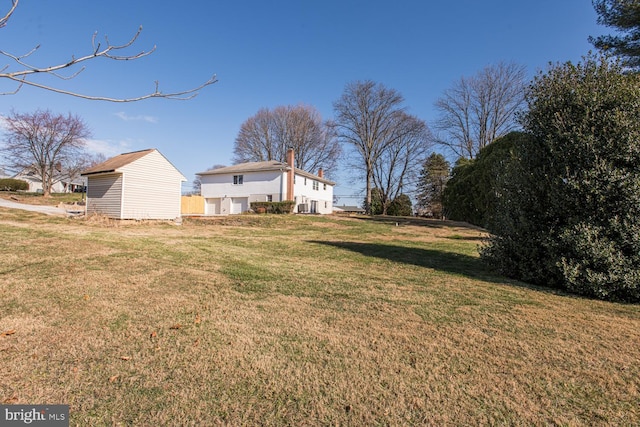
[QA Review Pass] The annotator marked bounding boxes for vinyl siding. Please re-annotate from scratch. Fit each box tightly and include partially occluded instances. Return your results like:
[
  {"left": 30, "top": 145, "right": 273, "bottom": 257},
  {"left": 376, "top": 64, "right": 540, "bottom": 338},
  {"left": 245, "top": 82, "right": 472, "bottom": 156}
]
[
  {"left": 86, "top": 174, "right": 123, "bottom": 218},
  {"left": 119, "top": 150, "right": 185, "bottom": 219}
]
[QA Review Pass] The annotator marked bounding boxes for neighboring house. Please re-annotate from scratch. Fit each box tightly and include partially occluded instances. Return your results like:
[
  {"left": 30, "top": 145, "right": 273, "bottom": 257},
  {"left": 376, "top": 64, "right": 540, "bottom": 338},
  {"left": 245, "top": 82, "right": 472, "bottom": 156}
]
[
  {"left": 197, "top": 149, "right": 335, "bottom": 215},
  {"left": 81, "top": 149, "right": 186, "bottom": 220},
  {"left": 334, "top": 205, "right": 365, "bottom": 215},
  {"left": 12, "top": 168, "right": 85, "bottom": 193}
]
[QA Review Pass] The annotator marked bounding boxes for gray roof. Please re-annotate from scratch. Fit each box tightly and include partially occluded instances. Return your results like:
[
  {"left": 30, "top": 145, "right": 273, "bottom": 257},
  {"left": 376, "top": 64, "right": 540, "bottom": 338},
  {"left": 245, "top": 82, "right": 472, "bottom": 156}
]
[
  {"left": 197, "top": 161, "right": 289, "bottom": 175},
  {"left": 197, "top": 161, "right": 336, "bottom": 186}
]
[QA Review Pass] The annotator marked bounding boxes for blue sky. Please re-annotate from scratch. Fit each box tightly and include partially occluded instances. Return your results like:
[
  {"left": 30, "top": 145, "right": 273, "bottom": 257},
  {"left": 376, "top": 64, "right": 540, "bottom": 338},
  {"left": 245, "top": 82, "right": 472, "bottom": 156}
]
[{"left": 0, "top": 1, "right": 605, "bottom": 204}]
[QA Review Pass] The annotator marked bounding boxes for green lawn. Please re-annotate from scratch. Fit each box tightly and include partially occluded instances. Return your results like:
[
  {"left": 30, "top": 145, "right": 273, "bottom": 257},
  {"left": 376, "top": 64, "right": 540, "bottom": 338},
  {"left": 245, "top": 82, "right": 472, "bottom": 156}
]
[{"left": 1, "top": 209, "right": 638, "bottom": 425}]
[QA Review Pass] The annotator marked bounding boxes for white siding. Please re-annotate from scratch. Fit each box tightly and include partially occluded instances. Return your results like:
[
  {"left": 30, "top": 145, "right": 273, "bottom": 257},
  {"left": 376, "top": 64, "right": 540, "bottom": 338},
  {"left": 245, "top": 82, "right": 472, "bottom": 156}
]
[
  {"left": 86, "top": 174, "right": 123, "bottom": 218},
  {"left": 199, "top": 167, "right": 334, "bottom": 216},
  {"left": 119, "top": 150, "right": 185, "bottom": 220},
  {"left": 293, "top": 173, "right": 334, "bottom": 214},
  {"left": 200, "top": 170, "right": 284, "bottom": 215}
]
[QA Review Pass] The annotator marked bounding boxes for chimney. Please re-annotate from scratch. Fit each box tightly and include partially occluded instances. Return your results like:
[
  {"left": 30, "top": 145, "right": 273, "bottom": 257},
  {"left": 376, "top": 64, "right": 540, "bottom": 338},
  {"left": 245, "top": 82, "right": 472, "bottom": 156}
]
[
  {"left": 318, "top": 168, "right": 324, "bottom": 178},
  {"left": 286, "top": 148, "right": 294, "bottom": 201}
]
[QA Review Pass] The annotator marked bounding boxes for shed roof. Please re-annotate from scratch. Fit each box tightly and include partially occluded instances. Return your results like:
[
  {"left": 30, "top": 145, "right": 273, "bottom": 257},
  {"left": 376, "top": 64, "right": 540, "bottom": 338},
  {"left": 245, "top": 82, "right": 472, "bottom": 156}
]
[{"left": 81, "top": 149, "right": 156, "bottom": 176}]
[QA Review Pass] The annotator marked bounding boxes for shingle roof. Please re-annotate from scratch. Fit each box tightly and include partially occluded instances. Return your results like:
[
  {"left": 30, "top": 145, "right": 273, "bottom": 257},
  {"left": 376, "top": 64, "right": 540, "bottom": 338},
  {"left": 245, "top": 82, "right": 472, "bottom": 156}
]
[
  {"left": 197, "top": 161, "right": 289, "bottom": 175},
  {"left": 81, "top": 149, "right": 155, "bottom": 176},
  {"left": 197, "top": 161, "right": 336, "bottom": 186}
]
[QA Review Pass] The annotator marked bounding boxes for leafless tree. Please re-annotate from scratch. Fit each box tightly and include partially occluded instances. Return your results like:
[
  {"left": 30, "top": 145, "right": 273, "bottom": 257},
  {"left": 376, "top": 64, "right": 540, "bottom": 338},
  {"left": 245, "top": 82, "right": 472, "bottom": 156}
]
[
  {"left": 434, "top": 62, "right": 527, "bottom": 159},
  {"left": 233, "top": 104, "right": 340, "bottom": 176},
  {"left": 371, "top": 112, "right": 432, "bottom": 215},
  {"left": 332, "top": 80, "right": 407, "bottom": 214},
  {"left": 0, "top": 0, "right": 216, "bottom": 101},
  {"left": 2, "top": 109, "right": 91, "bottom": 196}
]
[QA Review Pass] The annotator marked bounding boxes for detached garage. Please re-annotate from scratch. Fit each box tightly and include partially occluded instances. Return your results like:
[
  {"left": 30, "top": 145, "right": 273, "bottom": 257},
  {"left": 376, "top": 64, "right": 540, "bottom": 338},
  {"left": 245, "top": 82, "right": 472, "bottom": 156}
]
[{"left": 81, "top": 149, "right": 186, "bottom": 220}]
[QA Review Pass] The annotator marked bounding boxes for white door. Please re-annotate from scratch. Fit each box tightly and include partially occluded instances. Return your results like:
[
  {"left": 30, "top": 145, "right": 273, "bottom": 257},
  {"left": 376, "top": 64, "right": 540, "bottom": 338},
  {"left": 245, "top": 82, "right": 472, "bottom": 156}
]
[
  {"left": 206, "top": 198, "right": 221, "bottom": 215},
  {"left": 231, "top": 197, "right": 248, "bottom": 214}
]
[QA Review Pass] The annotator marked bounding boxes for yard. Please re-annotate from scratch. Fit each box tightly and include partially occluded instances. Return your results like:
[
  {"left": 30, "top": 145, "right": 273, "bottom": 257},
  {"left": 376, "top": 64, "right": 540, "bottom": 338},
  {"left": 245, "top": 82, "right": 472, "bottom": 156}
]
[{"left": 0, "top": 208, "right": 638, "bottom": 425}]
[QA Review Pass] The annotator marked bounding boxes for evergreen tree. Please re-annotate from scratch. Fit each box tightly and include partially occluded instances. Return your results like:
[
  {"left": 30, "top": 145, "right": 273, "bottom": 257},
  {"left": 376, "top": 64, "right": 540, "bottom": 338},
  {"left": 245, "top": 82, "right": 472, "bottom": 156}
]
[
  {"left": 387, "top": 194, "right": 413, "bottom": 217},
  {"left": 416, "top": 153, "right": 450, "bottom": 219},
  {"left": 590, "top": 0, "right": 640, "bottom": 70}
]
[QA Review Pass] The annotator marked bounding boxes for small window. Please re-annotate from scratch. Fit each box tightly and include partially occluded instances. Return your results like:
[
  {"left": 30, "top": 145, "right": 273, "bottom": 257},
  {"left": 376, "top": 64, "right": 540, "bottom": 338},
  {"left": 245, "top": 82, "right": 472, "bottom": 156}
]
[
  {"left": 313, "top": 181, "right": 319, "bottom": 191},
  {"left": 233, "top": 175, "right": 243, "bottom": 185},
  {"left": 267, "top": 195, "right": 273, "bottom": 202},
  {"left": 304, "top": 177, "right": 307, "bottom": 185},
  {"left": 323, "top": 183, "right": 327, "bottom": 190}
]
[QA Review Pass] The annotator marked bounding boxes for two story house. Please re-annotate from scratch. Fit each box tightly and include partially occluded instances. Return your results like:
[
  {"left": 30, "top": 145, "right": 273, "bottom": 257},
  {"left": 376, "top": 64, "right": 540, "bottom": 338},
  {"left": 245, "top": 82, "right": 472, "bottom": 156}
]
[{"left": 197, "top": 149, "right": 335, "bottom": 215}]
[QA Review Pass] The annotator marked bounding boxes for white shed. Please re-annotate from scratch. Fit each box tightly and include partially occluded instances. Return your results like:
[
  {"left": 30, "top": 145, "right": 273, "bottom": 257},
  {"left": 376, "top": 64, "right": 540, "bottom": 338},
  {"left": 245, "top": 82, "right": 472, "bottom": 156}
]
[{"left": 81, "top": 149, "right": 186, "bottom": 220}]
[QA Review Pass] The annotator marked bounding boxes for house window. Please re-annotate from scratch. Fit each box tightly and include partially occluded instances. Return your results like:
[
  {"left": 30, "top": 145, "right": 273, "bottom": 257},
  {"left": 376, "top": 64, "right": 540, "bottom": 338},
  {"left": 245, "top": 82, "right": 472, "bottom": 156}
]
[
  {"left": 233, "top": 175, "right": 243, "bottom": 185},
  {"left": 323, "top": 183, "right": 327, "bottom": 190},
  {"left": 304, "top": 177, "right": 307, "bottom": 185},
  {"left": 313, "top": 180, "right": 319, "bottom": 191},
  {"left": 267, "top": 195, "right": 273, "bottom": 202}
]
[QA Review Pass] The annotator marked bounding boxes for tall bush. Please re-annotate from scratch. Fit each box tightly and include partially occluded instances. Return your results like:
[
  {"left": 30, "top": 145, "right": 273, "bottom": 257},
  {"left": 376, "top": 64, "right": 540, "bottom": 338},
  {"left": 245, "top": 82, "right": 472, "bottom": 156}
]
[
  {"left": 0, "top": 178, "right": 29, "bottom": 191},
  {"left": 482, "top": 54, "right": 640, "bottom": 302}
]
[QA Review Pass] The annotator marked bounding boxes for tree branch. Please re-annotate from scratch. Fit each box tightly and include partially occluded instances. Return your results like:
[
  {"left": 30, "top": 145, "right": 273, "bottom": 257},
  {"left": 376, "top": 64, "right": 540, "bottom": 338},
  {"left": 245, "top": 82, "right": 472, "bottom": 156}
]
[{"left": 0, "top": 0, "right": 216, "bottom": 101}]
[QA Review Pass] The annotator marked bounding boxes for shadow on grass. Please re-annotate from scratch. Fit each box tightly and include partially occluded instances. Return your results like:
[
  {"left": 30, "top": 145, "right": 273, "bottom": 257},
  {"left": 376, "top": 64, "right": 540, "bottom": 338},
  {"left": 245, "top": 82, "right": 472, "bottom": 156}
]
[{"left": 309, "top": 240, "right": 507, "bottom": 284}]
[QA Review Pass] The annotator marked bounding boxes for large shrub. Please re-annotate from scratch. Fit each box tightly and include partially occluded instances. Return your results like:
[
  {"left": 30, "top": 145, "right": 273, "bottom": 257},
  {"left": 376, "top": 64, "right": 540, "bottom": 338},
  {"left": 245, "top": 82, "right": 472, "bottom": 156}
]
[
  {"left": 0, "top": 178, "right": 29, "bottom": 191},
  {"left": 250, "top": 201, "right": 295, "bottom": 214},
  {"left": 387, "top": 194, "right": 413, "bottom": 217},
  {"left": 482, "top": 55, "right": 640, "bottom": 302},
  {"left": 443, "top": 132, "right": 521, "bottom": 227}
]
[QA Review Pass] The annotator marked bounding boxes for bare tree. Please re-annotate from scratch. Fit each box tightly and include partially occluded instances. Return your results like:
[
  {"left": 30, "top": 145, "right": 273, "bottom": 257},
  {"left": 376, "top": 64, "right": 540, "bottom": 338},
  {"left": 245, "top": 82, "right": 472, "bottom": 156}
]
[
  {"left": 0, "top": 0, "right": 216, "bottom": 101},
  {"left": 233, "top": 104, "right": 340, "bottom": 175},
  {"left": 2, "top": 110, "right": 91, "bottom": 196},
  {"left": 434, "top": 62, "right": 526, "bottom": 159},
  {"left": 332, "top": 80, "right": 407, "bottom": 214},
  {"left": 371, "top": 112, "right": 432, "bottom": 215}
]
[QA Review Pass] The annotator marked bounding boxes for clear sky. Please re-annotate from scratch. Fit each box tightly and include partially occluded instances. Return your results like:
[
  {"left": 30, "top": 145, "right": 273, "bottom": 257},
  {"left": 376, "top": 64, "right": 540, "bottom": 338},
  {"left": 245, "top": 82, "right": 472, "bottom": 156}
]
[{"left": 0, "top": 0, "right": 605, "bottom": 204}]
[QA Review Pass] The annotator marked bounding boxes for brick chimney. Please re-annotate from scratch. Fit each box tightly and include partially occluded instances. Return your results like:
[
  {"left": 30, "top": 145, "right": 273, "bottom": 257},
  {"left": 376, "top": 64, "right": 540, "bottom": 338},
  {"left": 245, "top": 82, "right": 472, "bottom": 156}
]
[
  {"left": 318, "top": 168, "right": 324, "bottom": 178},
  {"left": 286, "top": 148, "right": 294, "bottom": 201}
]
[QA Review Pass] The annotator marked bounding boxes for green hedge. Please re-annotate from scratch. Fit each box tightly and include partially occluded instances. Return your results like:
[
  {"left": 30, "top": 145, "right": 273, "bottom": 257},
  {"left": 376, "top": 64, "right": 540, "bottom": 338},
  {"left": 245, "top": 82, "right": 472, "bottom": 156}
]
[
  {"left": 250, "top": 201, "right": 295, "bottom": 214},
  {"left": 0, "top": 178, "right": 29, "bottom": 191}
]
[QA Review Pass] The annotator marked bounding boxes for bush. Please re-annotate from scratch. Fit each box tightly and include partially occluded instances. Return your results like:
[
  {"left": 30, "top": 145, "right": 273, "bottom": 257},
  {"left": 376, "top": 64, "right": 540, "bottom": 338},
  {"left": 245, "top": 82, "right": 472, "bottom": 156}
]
[
  {"left": 443, "top": 132, "right": 520, "bottom": 227},
  {"left": 387, "top": 194, "right": 413, "bottom": 216},
  {"left": 250, "top": 201, "right": 295, "bottom": 214},
  {"left": 482, "top": 54, "right": 640, "bottom": 302},
  {"left": 0, "top": 178, "right": 29, "bottom": 191}
]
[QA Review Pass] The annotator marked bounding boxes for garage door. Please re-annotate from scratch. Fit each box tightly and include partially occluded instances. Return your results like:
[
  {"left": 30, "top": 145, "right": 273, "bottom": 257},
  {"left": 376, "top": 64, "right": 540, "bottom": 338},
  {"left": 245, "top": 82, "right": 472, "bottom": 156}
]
[
  {"left": 231, "top": 197, "right": 248, "bottom": 214},
  {"left": 206, "top": 198, "right": 221, "bottom": 215}
]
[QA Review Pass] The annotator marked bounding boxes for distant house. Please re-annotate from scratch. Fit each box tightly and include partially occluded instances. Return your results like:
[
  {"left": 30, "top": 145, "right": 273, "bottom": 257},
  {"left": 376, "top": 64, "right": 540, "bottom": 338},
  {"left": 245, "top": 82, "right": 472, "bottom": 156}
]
[
  {"left": 81, "top": 149, "right": 186, "bottom": 220},
  {"left": 12, "top": 167, "right": 86, "bottom": 193},
  {"left": 334, "top": 205, "right": 365, "bottom": 215},
  {"left": 197, "top": 149, "right": 335, "bottom": 215}
]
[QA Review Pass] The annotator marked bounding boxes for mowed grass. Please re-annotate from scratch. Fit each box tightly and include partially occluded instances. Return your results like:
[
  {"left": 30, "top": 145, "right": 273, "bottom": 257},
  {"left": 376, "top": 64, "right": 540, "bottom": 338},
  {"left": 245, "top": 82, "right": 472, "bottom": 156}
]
[{"left": 0, "top": 209, "right": 638, "bottom": 426}]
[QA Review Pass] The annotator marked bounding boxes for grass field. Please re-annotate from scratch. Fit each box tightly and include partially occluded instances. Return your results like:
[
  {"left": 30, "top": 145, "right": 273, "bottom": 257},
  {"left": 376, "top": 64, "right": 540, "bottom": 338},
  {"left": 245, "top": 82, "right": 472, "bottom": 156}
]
[{"left": 0, "top": 208, "right": 638, "bottom": 426}]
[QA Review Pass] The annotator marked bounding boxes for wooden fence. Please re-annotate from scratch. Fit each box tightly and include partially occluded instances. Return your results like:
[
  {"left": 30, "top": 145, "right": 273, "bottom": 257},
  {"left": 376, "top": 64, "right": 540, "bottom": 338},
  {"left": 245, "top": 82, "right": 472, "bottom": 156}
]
[{"left": 181, "top": 195, "right": 205, "bottom": 215}]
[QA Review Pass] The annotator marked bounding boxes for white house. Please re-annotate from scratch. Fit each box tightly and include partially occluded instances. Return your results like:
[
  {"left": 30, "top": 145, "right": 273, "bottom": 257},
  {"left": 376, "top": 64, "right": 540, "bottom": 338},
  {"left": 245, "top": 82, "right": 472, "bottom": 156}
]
[
  {"left": 197, "top": 149, "right": 335, "bottom": 215},
  {"left": 81, "top": 148, "right": 186, "bottom": 220},
  {"left": 12, "top": 168, "right": 86, "bottom": 193}
]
